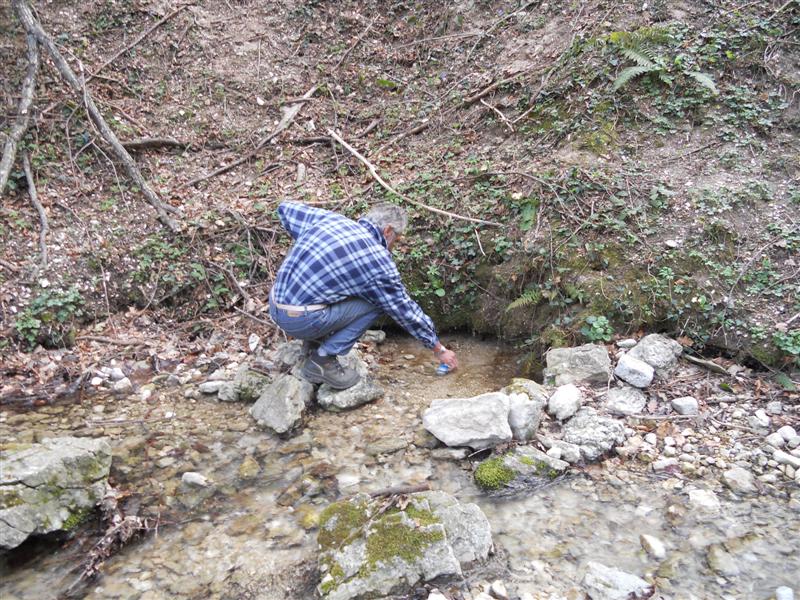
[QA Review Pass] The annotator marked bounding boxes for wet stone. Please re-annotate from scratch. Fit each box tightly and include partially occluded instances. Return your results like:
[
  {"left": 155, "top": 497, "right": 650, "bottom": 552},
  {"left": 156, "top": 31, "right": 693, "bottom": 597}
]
[{"left": 543, "top": 344, "right": 612, "bottom": 386}]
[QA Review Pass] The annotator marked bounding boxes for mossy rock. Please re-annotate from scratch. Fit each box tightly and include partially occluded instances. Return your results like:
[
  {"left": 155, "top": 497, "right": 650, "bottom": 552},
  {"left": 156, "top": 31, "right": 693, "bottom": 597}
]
[{"left": 474, "top": 456, "right": 516, "bottom": 490}]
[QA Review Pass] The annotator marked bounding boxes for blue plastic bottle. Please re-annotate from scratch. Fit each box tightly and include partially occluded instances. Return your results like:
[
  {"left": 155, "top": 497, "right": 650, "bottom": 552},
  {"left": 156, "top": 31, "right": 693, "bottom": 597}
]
[{"left": 436, "top": 363, "right": 450, "bottom": 376}]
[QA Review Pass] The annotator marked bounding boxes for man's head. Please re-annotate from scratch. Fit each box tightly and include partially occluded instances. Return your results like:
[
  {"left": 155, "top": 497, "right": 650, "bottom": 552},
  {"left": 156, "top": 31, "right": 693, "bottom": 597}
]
[{"left": 363, "top": 203, "right": 408, "bottom": 250}]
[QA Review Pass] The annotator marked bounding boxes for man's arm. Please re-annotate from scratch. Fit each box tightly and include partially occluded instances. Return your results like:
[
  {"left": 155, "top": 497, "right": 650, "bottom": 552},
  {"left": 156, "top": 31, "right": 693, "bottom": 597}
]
[{"left": 277, "top": 202, "right": 331, "bottom": 240}]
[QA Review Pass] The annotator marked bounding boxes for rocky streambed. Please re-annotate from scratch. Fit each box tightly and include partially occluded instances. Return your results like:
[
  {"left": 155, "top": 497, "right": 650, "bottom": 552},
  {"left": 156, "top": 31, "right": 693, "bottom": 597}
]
[{"left": 1, "top": 334, "right": 798, "bottom": 600}]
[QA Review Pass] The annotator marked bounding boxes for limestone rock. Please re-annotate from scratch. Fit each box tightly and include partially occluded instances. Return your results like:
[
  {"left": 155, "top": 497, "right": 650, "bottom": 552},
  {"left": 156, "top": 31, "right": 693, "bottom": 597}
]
[
  {"left": 504, "top": 446, "right": 569, "bottom": 476},
  {"left": 722, "top": 466, "right": 756, "bottom": 495},
  {"left": 563, "top": 408, "right": 625, "bottom": 462},
  {"left": 627, "top": 334, "right": 682, "bottom": 377},
  {"left": 640, "top": 534, "right": 666, "bottom": 559},
  {"left": 543, "top": 344, "right": 611, "bottom": 386},
  {"left": 249, "top": 374, "right": 315, "bottom": 434},
  {"left": 423, "top": 393, "right": 512, "bottom": 450},
  {"left": 273, "top": 340, "right": 306, "bottom": 371},
  {"left": 317, "top": 491, "right": 491, "bottom": 600},
  {"left": 582, "top": 561, "right": 653, "bottom": 600},
  {"left": 671, "top": 396, "right": 699, "bottom": 415},
  {"left": 613, "top": 354, "right": 654, "bottom": 388},
  {"left": 318, "top": 378, "right": 384, "bottom": 412},
  {"left": 233, "top": 364, "right": 271, "bottom": 403},
  {"left": 502, "top": 378, "right": 549, "bottom": 405},
  {"left": 0, "top": 437, "right": 112, "bottom": 550},
  {"left": 605, "top": 386, "right": 647, "bottom": 416},
  {"left": 502, "top": 379, "right": 548, "bottom": 441},
  {"left": 547, "top": 384, "right": 582, "bottom": 421},
  {"left": 539, "top": 436, "right": 582, "bottom": 464},
  {"left": 360, "top": 330, "right": 386, "bottom": 344}
]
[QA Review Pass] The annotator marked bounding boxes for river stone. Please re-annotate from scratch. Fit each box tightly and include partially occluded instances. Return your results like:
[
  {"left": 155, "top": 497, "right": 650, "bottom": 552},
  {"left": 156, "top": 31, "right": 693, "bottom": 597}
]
[
  {"left": 538, "top": 436, "right": 582, "bottom": 464},
  {"left": 0, "top": 436, "right": 112, "bottom": 550},
  {"left": 232, "top": 364, "right": 271, "bottom": 402},
  {"left": 422, "top": 393, "right": 512, "bottom": 450},
  {"left": 563, "top": 408, "right": 625, "bottom": 462},
  {"left": 671, "top": 396, "right": 699, "bottom": 415},
  {"left": 706, "top": 543, "right": 740, "bottom": 576},
  {"left": 249, "top": 373, "right": 315, "bottom": 434},
  {"left": 640, "top": 534, "right": 666, "bottom": 559},
  {"left": 547, "top": 384, "right": 582, "bottom": 421},
  {"left": 543, "top": 344, "right": 611, "bottom": 386},
  {"left": 627, "top": 334, "right": 682, "bottom": 377},
  {"left": 581, "top": 561, "right": 653, "bottom": 600},
  {"left": 687, "top": 488, "right": 720, "bottom": 516},
  {"left": 318, "top": 378, "right": 384, "bottom": 412},
  {"left": 273, "top": 340, "right": 305, "bottom": 371},
  {"left": 613, "top": 354, "right": 654, "bottom": 388},
  {"left": 507, "top": 392, "right": 545, "bottom": 441},
  {"left": 605, "top": 386, "right": 647, "bottom": 416},
  {"left": 722, "top": 466, "right": 756, "bottom": 494},
  {"left": 317, "top": 491, "right": 491, "bottom": 600},
  {"left": 504, "top": 446, "right": 569, "bottom": 475}
]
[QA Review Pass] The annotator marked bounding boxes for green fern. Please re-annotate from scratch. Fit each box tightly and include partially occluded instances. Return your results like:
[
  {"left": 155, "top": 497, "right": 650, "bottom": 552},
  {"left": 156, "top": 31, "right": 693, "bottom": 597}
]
[
  {"left": 686, "top": 71, "right": 718, "bottom": 95},
  {"left": 620, "top": 47, "right": 655, "bottom": 68},
  {"left": 613, "top": 65, "right": 657, "bottom": 91},
  {"left": 505, "top": 289, "right": 542, "bottom": 312}
]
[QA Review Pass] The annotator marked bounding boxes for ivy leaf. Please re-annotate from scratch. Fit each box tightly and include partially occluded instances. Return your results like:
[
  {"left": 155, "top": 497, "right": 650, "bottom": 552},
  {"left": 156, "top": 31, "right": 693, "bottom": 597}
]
[{"left": 434, "top": 288, "right": 446, "bottom": 297}]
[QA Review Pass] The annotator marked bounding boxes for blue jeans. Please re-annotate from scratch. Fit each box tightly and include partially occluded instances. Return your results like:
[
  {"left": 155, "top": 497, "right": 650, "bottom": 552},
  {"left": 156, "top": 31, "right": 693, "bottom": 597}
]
[{"left": 269, "top": 297, "right": 382, "bottom": 356}]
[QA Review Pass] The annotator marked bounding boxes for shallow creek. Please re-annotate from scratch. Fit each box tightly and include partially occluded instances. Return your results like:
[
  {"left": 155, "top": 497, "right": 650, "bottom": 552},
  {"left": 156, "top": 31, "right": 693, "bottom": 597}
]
[{"left": 1, "top": 335, "right": 797, "bottom": 599}]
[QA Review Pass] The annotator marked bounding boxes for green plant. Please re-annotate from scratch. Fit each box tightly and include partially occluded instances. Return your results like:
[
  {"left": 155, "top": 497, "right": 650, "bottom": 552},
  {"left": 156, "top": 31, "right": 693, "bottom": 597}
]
[
  {"left": 580, "top": 315, "right": 613, "bottom": 342},
  {"left": 506, "top": 288, "right": 542, "bottom": 312},
  {"left": 14, "top": 287, "right": 84, "bottom": 348},
  {"left": 773, "top": 330, "right": 800, "bottom": 365}
]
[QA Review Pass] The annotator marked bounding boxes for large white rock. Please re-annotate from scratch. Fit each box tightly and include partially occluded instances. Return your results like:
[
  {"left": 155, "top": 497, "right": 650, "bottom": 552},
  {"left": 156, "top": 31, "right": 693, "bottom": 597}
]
[
  {"left": 423, "top": 393, "right": 512, "bottom": 450},
  {"left": 605, "top": 386, "right": 647, "bottom": 416},
  {"left": 563, "top": 408, "right": 625, "bottom": 462},
  {"left": 249, "top": 373, "right": 315, "bottom": 434},
  {"left": 0, "top": 437, "right": 112, "bottom": 549},
  {"left": 507, "top": 392, "right": 545, "bottom": 441},
  {"left": 627, "top": 334, "right": 682, "bottom": 377},
  {"left": 547, "top": 384, "right": 583, "bottom": 421},
  {"left": 582, "top": 561, "right": 653, "bottom": 600},
  {"left": 614, "top": 354, "right": 654, "bottom": 388},
  {"left": 543, "top": 344, "right": 611, "bottom": 386}
]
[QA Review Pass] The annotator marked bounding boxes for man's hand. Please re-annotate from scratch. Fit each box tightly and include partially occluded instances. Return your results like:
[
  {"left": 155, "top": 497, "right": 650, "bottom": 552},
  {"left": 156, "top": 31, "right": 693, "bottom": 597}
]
[{"left": 433, "top": 343, "right": 458, "bottom": 370}]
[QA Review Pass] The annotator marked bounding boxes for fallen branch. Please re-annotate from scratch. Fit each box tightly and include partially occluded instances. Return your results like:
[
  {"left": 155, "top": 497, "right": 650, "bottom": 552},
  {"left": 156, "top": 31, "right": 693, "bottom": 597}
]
[
  {"left": 368, "top": 483, "right": 431, "bottom": 498},
  {"left": 21, "top": 152, "right": 48, "bottom": 269},
  {"left": 14, "top": 0, "right": 181, "bottom": 232},
  {"left": 480, "top": 98, "right": 514, "bottom": 132},
  {"left": 88, "top": 4, "right": 190, "bottom": 82},
  {"left": 121, "top": 137, "right": 188, "bottom": 151},
  {"left": 328, "top": 129, "right": 501, "bottom": 227},
  {"left": 0, "top": 29, "right": 39, "bottom": 194},
  {"left": 374, "top": 120, "right": 429, "bottom": 156},
  {"left": 182, "top": 84, "right": 318, "bottom": 188},
  {"left": 334, "top": 16, "right": 377, "bottom": 69},
  {"left": 76, "top": 335, "right": 155, "bottom": 347},
  {"left": 462, "top": 74, "right": 519, "bottom": 106}
]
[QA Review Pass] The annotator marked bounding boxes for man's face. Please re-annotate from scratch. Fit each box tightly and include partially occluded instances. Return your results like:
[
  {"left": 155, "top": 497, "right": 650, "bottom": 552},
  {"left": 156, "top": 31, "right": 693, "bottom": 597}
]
[{"left": 383, "top": 226, "right": 403, "bottom": 251}]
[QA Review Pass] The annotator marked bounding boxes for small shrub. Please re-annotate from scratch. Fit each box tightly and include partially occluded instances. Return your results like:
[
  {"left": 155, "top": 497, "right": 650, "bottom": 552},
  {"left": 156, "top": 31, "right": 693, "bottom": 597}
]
[
  {"left": 14, "top": 287, "right": 84, "bottom": 348},
  {"left": 580, "top": 315, "right": 614, "bottom": 342}
]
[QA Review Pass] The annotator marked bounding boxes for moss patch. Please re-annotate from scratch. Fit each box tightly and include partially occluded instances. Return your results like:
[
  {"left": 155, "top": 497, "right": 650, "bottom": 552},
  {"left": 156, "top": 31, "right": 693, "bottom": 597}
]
[
  {"left": 317, "top": 497, "right": 370, "bottom": 549},
  {"left": 474, "top": 456, "right": 516, "bottom": 490},
  {"left": 63, "top": 506, "right": 93, "bottom": 531},
  {"left": 364, "top": 512, "right": 444, "bottom": 570}
]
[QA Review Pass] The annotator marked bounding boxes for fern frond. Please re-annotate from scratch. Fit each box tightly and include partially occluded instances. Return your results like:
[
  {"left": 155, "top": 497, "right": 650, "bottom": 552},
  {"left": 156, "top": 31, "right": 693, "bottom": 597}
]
[
  {"left": 686, "top": 71, "right": 718, "bottom": 94},
  {"left": 621, "top": 47, "right": 655, "bottom": 68},
  {"left": 613, "top": 65, "right": 656, "bottom": 91},
  {"left": 505, "top": 289, "right": 542, "bottom": 312},
  {"left": 629, "top": 27, "right": 670, "bottom": 46},
  {"left": 657, "top": 71, "right": 674, "bottom": 86}
]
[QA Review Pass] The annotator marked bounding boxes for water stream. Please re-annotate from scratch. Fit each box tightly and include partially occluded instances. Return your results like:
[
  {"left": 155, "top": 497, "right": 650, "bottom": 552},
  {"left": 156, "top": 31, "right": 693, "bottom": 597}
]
[{"left": 1, "top": 335, "right": 797, "bottom": 599}]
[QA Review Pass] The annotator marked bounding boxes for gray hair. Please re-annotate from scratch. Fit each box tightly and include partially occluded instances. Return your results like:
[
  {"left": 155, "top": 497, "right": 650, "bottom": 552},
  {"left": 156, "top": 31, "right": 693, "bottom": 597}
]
[{"left": 362, "top": 203, "right": 408, "bottom": 234}]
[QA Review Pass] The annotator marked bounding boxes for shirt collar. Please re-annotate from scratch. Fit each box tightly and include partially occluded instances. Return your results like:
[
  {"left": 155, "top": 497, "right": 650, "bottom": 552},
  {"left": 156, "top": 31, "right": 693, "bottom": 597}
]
[{"left": 358, "top": 218, "right": 388, "bottom": 250}]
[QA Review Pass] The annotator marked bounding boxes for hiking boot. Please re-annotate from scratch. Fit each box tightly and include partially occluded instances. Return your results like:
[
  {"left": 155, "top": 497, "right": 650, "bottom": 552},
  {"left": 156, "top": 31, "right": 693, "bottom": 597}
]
[{"left": 301, "top": 353, "right": 360, "bottom": 390}]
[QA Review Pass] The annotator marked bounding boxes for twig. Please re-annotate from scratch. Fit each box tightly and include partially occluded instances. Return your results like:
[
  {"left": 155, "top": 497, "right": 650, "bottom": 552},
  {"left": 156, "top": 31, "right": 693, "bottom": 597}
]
[
  {"left": 21, "top": 152, "right": 47, "bottom": 269},
  {"left": 480, "top": 98, "right": 514, "bottom": 132},
  {"left": 462, "top": 74, "right": 519, "bottom": 105},
  {"left": 466, "top": 0, "right": 541, "bottom": 62},
  {"left": 374, "top": 121, "right": 429, "bottom": 156},
  {"left": 14, "top": 0, "right": 181, "bottom": 231},
  {"left": 233, "top": 306, "right": 274, "bottom": 327},
  {"left": 334, "top": 16, "right": 377, "bottom": 69},
  {"left": 474, "top": 229, "right": 486, "bottom": 256},
  {"left": 0, "top": 29, "right": 38, "bottom": 194},
  {"left": 121, "top": 137, "right": 188, "bottom": 151},
  {"left": 368, "top": 483, "right": 431, "bottom": 498},
  {"left": 182, "top": 85, "right": 318, "bottom": 188},
  {"left": 76, "top": 335, "right": 155, "bottom": 347},
  {"left": 88, "top": 5, "right": 190, "bottom": 82},
  {"left": 328, "top": 129, "right": 501, "bottom": 227}
]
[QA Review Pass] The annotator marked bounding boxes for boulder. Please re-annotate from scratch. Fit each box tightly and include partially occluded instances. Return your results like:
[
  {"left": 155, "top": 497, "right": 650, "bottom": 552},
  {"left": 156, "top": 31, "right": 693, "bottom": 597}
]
[
  {"left": 604, "top": 386, "right": 647, "bottom": 416},
  {"left": 613, "top": 354, "right": 654, "bottom": 388},
  {"left": 423, "top": 393, "right": 512, "bottom": 450},
  {"left": 249, "top": 373, "right": 315, "bottom": 434},
  {"left": 507, "top": 393, "right": 545, "bottom": 441},
  {"left": 543, "top": 344, "right": 611, "bottom": 386},
  {"left": 627, "top": 334, "right": 682, "bottom": 377},
  {"left": 547, "top": 384, "right": 582, "bottom": 421},
  {"left": 317, "top": 491, "right": 491, "bottom": 600},
  {"left": 582, "top": 561, "right": 653, "bottom": 600},
  {"left": 563, "top": 408, "right": 625, "bottom": 462},
  {"left": 0, "top": 437, "right": 112, "bottom": 550}
]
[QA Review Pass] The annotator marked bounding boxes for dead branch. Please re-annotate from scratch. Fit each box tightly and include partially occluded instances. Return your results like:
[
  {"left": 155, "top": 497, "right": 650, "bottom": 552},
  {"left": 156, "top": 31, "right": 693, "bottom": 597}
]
[
  {"left": 13, "top": 0, "right": 181, "bottom": 232},
  {"left": 368, "top": 483, "right": 431, "bottom": 498},
  {"left": 480, "top": 98, "right": 514, "bottom": 132},
  {"left": 182, "top": 84, "right": 318, "bottom": 188},
  {"left": 327, "top": 129, "right": 501, "bottom": 227},
  {"left": 462, "top": 74, "right": 519, "bottom": 105},
  {"left": 0, "top": 29, "right": 39, "bottom": 194},
  {"left": 374, "top": 120, "right": 429, "bottom": 156},
  {"left": 121, "top": 137, "right": 188, "bottom": 151},
  {"left": 87, "top": 4, "right": 190, "bottom": 82},
  {"left": 21, "top": 152, "right": 48, "bottom": 269},
  {"left": 335, "top": 16, "right": 377, "bottom": 69},
  {"left": 76, "top": 335, "right": 155, "bottom": 347}
]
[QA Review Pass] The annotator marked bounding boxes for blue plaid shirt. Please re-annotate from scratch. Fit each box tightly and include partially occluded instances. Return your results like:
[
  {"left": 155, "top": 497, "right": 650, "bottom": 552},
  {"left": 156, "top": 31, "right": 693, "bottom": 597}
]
[{"left": 272, "top": 202, "right": 439, "bottom": 348}]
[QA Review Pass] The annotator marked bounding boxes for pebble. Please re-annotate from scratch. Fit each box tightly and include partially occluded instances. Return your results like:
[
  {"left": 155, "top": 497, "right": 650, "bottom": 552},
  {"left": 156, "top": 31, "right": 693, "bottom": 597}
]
[
  {"left": 112, "top": 377, "right": 133, "bottom": 392},
  {"left": 90, "top": 376, "right": 104, "bottom": 387},
  {"left": 765, "top": 432, "right": 786, "bottom": 448},
  {"left": 722, "top": 466, "right": 756, "bottom": 494},
  {"left": 109, "top": 367, "right": 126, "bottom": 381},
  {"left": 427, "top": 592, "right": 448, "bottom": 600},
  {"left": 766, "top": 400, "right": 783, "bottom": 414},
  {"left": 488, "top": 580, "right": 509, "bottom": 600},
  {"left": 640, "top": 534, "right": 666, "bottom": 559},
  {"left": 788, "top": 436, "right": 800, "bottom": 450},
  {"left": 664, "top": 436, "right": 676, "bottom": 446},
  {"left": 181, "top": 472, "right": 210, "bottom": 487},
  {"left": 671, "top": 396, "right": 699, "bottom": 415},
  {"left": 753, "top": 409, "right": 770, "bottom": 427},
  {"left": 775, "top": 586, "right": 795, "bottom": 600},
  {"left": 402, "top": 354, "right": 415, "bottom": 360},
  {"left": 663, "top": 446, "right": 677, "bottom": 457},
  {"left": 645, "top": 433, "right": 658, "bottom": 445},
  {"left": 774, "top": 449, "right": 800, "bottom": 469},
  {"left": 199, "top": 381, "right": 225, "bottom": 394},
  {"left": 688, "top": 488, "right": 720, "bottom": 514},
  {"left": 617, "top": 338, "right": 637, "bottom": 349},
  {"left": 778, "top": 425, "right": 797, "bottom": 441},
  {"left": 652, "top": 458, "right": 679, "bottom": 471}
]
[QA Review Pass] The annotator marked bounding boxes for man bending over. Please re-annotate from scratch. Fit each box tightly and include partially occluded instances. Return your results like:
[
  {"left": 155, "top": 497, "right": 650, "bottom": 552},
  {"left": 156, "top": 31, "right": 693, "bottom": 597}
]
[{"left": 269, "top": 201, "right": 458, "bottom": 389}]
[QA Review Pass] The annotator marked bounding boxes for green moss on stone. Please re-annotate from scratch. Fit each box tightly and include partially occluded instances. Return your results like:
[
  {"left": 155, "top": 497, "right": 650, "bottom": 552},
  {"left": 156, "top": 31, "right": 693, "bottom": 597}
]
[
  {"left": 364, "top": 512, "right": 444, "bottom": 570},
  {"left": 317, "top": 498, "right": 370, "bottom": 549},
  {"left": 405, "top": 504, "right": 440, "bottom": 527},
  {"left": 0, "top": 489, "right": 24, "bottom": 509},
  {"left": 474, "top": 456, "right": 516, "bottom": 490},
  {"left": 63, "top": 506, "right": 92, "bottom": 531}
]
